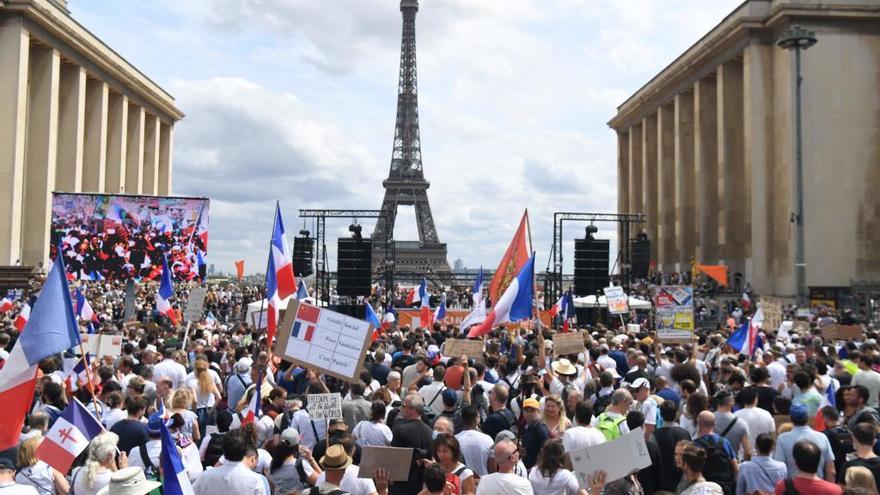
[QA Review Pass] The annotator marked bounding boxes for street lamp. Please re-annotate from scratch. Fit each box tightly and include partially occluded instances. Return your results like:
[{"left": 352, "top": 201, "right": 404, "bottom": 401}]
[{"left": 777, "top": 25, "right": 817, "bottom": 308}]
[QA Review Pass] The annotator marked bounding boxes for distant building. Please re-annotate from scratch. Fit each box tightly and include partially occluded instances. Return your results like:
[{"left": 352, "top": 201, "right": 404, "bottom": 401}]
[
  {"left": 453, "top": 258, "right": 464, "bottom": 272},
  {"left": 0, "top": 0, "right": 184, "bottom": 266}
]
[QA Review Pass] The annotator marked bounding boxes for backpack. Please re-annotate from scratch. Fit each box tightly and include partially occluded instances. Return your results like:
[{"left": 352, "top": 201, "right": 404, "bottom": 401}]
[
  {"left": 694, "top": 435, "right": 735, "bottom": 495},
  {"left": 203, "top": 432, "right": 227, "bottom": 468},
  {"left": 593, "top": 393, "right": 613, "bottom": 415},
  {"left": 445, "top": 465, "right": 468, "bottom": 495},
  {"left": 596, "top": 413, "right": 626, "bottom": 441},
  {"left": 295, "top": 457, "right": 314, "bottom": 488}
]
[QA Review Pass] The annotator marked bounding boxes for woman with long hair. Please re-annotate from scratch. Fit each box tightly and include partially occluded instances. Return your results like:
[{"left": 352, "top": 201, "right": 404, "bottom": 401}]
[
  {"left": 70, "top": 432, "right": 127, "bottom": 495},
  {"left": 682, "top": 392, "right": 708, "bottom": 438},
  {"left": 352, "top": 400, "right": 393, "bottom": 447},
  {"left": 269, "top": 428, "right": 321, "bottom": 494},
  {"left": 431, "top": 435, "right": 475, "bottom": 495},
  {"left": 528, "top": 440, "right": 582, "bottom": 495},
  {"left": 170, "top": 388, "right": 201, "bottom": 445},
  {"left": 16, "top": 436, "right": 69, "bottom": 494},
  {"left": 188, "top": 358, "right": 221, "bottom": 438},
  {"left": 542, "top": 395, "right": 571, "bottom": 439}
]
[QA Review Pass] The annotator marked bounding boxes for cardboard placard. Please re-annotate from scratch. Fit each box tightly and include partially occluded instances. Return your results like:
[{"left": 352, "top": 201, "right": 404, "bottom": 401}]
[
  {"left": 570, "top": 427, "right": 652, "bottom": 486},
  {"left": 274, "top": 300, "right": 373, "bottom": 382},
  {"left": 443, "top": 339, "right": 484, "bottom": 361},
  {"left": 357, "top": 446, "right": 414, "bottom": 481},
  {"left": 553, "top": 331, "right": 585, "bottom": 357},
  {"left": 822, "top": 324, "right": 864, "bottom": 341},
  {"left": 184, "top": 287, "right": 208, "bottom": 322},
  {"left": 80, "top": 333, "right": 123, "bottom": 357},
  {"left": 654, "top": 286, "right": 694, "bottom": 343},
  {"left": 792, "top": 321, "right": 810, "bottom": 334},
  {"left": 603, "top": 286, "right": 629, "bottom": 315},
  {"left": 759, "top": 296, "right": 784, "bottom": 332},
  {"left": 306, "top": 393, "right": 342, "bottom": 420}
]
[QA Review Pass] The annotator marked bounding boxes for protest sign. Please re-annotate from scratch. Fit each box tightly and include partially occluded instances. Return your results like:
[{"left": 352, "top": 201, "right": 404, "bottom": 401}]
[
  {"left": 654, "top": 286, "right": 694, "bottom": 342},
  {"left": 306, "top": 393, "right": 342, "bottom": 420},
  {"left": 275, "top": 300, "right": 373, "bottom": 382},
  {"left": 603, "top": 286, "right": 629, "bottom": 315},
  {"left": 792, "top": 320, "right": 810, "bottom": 334},
  {"left": 759, "top": 297, "right": 783, "bottom": 332},
  {"left": 357, "top": 446, "right": 414, "bottom": 481},
  {"left": 184, "top": 287, "right": 208, "bottom": 322},
  {"left": 570, "top": 427, "right": 652, "bottom": 487},
  {"left": 80, "top": 334, "right": 122, "bottom": 358},
  {"left": 443, "top": 339, "right": 484, "bottom": 361},
  {"left": 822, "top": 324, "right": 864, "bottom": 341},
  {"left": 554, "top": 331, "right": 585, "bottom": 357}
]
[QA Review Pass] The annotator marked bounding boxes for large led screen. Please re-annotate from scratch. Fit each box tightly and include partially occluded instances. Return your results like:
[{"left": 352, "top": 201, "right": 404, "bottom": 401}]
[{"left": 50, "top": 193, "right": 209, "bottom": 282}]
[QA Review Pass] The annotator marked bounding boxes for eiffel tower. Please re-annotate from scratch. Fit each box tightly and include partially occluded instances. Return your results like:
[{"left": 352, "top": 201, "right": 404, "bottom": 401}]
[{"left": 372, "top": 0, "right": 450, "bottom": 277}]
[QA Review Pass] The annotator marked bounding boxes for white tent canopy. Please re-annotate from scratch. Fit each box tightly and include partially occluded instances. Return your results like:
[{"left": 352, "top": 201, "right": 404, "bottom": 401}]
[{"left": 572, "top": 295, "right": 652, "bottom": 310}]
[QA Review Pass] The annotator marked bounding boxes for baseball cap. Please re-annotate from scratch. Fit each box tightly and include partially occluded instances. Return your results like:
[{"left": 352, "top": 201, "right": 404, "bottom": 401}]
[
  {"left": 628, "top": 377, "right": 650, "bottom": 390},
  {"left": 280, "top": 428, "right": 301, "bottom": 447},
  {"left": 789, "top": 403, "right": 808, "bottom": 422},
  {"left": 495, "top": 430, "right": 516, "bottom": 442},
  {"left": 523, "top": 398, "right": 540, "bottom": 410},
  {"left": 0, "top": 458, "right": 14, "bottom": 471}
]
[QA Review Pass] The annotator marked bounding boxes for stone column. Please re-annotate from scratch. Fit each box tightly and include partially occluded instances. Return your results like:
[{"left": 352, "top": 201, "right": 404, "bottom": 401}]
[
  {"left": 642, "top": 114, "right": 658, "bottom": 262},
  {"left": 104, "top": 92, "right": 127, "bottom": 193},
  {"left": 56, "top": 63, "right": 86, "bottom": 193},
  {"left": 22, "top": 45, "right": 60, "bottom": 265},
  {"left": 674, "top": 91, "right": 696, "bottom": 270},
  {"left": 717, "top": 59, "right": 746, "bottom": 279},
  {"left": 142, "top": 113, "right": 160, "bottom": 195},
  {"left": 158, "top": 123, "right": 173, "bottom": 195},
  {"left": 628, "top": 124, "right": 643, "bottom": 218},
  {"left": 0, "top": 18, "right": 29, "bottom": 265},
  {"left": 694, "top": 76, "right": 719, "bottom": 263},
  {"left": 744, "top": 42, "right": 774, "bottom": 294},
  {"left": 657, "top": 104, "right": 676, "bottom": 271},
  {"left": 82, "top": 79, "right": 108, "bottom": 192},
  {"left": 618, "top": 131, "right": 630, "bottom": 246},
  {"left": 125, "top": 103, "right": 144, "bottom": 194}
]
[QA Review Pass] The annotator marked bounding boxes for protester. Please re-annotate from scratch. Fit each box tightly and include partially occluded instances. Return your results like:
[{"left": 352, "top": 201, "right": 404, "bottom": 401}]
[
  {"left": 527, "top": 440, "right": 578, "bottom": 495},
  {"left": 71, "top": 432, "right": 127, "bottom": 495},
  {"left": 192, "top": 429, "right": 267, "bottom": 494},
  {"left": 735, "top": 433, "right": 786, "bottom": 495},
  {"left": 14, "top": 436, "right": 69, "bottom": 495},
  {"left": 841, "top": 423, "right": 880, "bottom": 491},
  {"left": 775, "top": 440, "right": 842, "bottom": 495},
  {"left": 773, "top": 404, "right": 836, "bottom": 481},
  {"left": 476, "top": 440, "right": 533, "bottom": 495}
]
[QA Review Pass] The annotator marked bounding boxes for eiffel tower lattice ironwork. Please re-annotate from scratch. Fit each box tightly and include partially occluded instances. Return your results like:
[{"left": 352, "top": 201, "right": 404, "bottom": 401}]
[{"left": 372, "top": 0, "right": 449, "bottom": 277}]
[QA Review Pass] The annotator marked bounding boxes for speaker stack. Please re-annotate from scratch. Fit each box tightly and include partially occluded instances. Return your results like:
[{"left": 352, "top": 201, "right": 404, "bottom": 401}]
[
  {"left": 573, "top": 228, "right": 609, "bottom": 297},
  {"left": 293, "top": 235, "right": 314, "bottom": 277},
  {"left": 630, "top": 233, "right": 651, "bottom": 280},
  {"left": 336, "top": 238, "right": 373, "bottom": 297}
]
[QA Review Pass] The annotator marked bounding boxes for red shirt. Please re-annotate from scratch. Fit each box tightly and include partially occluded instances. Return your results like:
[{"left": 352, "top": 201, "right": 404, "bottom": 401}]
[
  {"left": 444, "top": 365, "right": 464, "bottom": 389},
  {"left": 775, "top": 477, "right": 842, "bottom": 495}
]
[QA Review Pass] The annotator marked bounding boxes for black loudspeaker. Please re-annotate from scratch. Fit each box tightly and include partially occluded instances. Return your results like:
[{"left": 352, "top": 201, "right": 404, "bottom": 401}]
[
  {"left": 573, "top": 238, "right": 609, "bottom": 297},
  {"left": 293, "top": 236, "right": 314, "bottom": 277},
  {"left": 337, "top": 238, "right": 372, "bottom": 297},
  {"left": 630, "top": 233, "right": 651, "bottom": 279},
  {"left": 328, "top": 304, "right": 366, "bottom": 319}
]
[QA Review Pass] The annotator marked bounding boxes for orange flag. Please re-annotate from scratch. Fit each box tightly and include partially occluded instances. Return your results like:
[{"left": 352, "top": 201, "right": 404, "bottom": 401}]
[
  {"left": 695, "top": 263, "right": 728, "bottom": 286},
  {"left": 489, "top": 210, "right": 532, "bottom": 304},
  {"left": 234, "top": 260, "right": 245, "bottom": 280}
]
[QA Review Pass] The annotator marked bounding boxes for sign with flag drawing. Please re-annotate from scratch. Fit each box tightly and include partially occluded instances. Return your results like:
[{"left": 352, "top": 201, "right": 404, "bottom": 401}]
[
  {"left": 603, "top": 286, "right": 629, "bottom": 315},
  {"left": 275, "top": 301, "right": 373, "bottom": 382},
  {"left": 36, "top": 398, "right": 103, "bottom": 473}
]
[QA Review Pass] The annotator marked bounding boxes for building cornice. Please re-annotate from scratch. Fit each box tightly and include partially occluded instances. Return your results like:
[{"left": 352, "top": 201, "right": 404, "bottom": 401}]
[{"left": 1, "top": 0, "right": 184, "bottom": 122}]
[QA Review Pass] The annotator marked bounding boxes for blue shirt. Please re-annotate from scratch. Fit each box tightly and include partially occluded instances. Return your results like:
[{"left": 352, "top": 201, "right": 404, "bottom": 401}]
[
  {"left": 736, "top": 455, "right": 787, "bottom": 495},
  {"left": 773, "top": 426, "right": 836, "bottom": 479},
  {"left": 225, "top": 372, "right": 251, "bottom": 410},
  {"left": 694, "top": 433, "right": 737, "bottom": 460},
  {"left": 656, "top": 387, "right": 681, "bottom": 407}
]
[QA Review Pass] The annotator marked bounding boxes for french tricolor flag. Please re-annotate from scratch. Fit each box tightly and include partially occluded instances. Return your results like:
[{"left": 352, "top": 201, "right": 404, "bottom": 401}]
[
  {"left": 155, "top": 255, "right": 177, "bottom": 326},
  {"left": 0, "top": 295, "right": 14, "bottom": 314},
  {"left": 242, "top": 371, "right": 263, "bottom": 425},
  {"left": 418, "top": 278, "right": 431, "bottom": 329},
  {"left": 160, "top": 419, "right": 195, "bottom": 494},
  {"left": 433, "top": 293, "right": 447, "bottom": 324},
  {"left": 382, "top": 305, "right": 396, "bottom": 331},
  {"left": 292, "top": 304, "right": 320, "bottom": 343},
  {"left": 405, "top": 285, "right": 420, "bottom": 306},
  {"left": 469, "top": 253, "right": 535, "bottom": 338},
  {"left": 549, "top": 290, "right": 574, "bottom": 332},
  {"left": 75, "top": 288, "right": 99, "bottom": 332},
  {"left": 726, "top": 308, "right": 764, "bottom": 356},
  {"left": 13, "top": 303, "right": 29, "bottom": 332},
  {"left": 36, "top": 398, "right": 103, "bottom": 474},
  {"left": 459, "top": 268, "right": 486, "bottom": 331},
  {"left": 266, "top": 204, "right": 296, "bottom": 344},
  {"left": 365, "top": 302, "right": 382, "bottom": 342},
  {"left": 296, "top": 279, "right": 309, "bottom": 301}
]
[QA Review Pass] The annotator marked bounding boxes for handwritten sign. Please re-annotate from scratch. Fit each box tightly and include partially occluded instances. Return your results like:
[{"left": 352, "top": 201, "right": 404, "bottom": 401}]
[
  {"left": 443, "top": 339, "right": 484, "bottom": 362},
  {"left": 570, "top": 427, "right": 652, "bottom": 486},
  {"left": 275, "top": 301, "right": 373, "bottom": 382},
  {"left": 357, "top": 446, "right": 414, "bottom": 481},
  {"left": 760, "top": 297, "right": 784, "bottom": 332},
  {"left": 307, "top": 393, "right": 342, "bottom": 420},
  {"left": 822, "top": 324, "right": 864, "bottom": 341},
  {"left": 554, "top": 331, "right": 585, "bottom": 357},
  {"left": 184, "top": 287, "right": 208, "bottom": 322},
  {"left": 603, "top": 286, "right": 629, "bottom": 315}
]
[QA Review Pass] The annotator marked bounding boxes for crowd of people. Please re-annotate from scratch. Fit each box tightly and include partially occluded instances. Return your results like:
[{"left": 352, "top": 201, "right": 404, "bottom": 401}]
[{"left": 0, "top": 273, "right": 879, "bottom": 495}]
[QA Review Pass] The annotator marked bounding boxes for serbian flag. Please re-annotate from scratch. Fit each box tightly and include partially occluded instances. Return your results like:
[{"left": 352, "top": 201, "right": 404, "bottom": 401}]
[
  {"left": 434, "top": 294, "right": 447, "bottom": 324},
  {"left": 156, "top": 255, "right": 177, "bottom": 326},
  {"left": 813, "top": 380, "right": 838, "bottom": 432},
  {"left": 418, "top": 278, "right": 431, "bottom": 328},
  {"left": 0, "top": 295, "right": 14, "bottom": 313},
  {"left": 242, "top": 371, "right": 263, "bottom": 425},
  {"left": 13, "top": 303, "right": 30, "bottom": 332},
  {"left": 365, "top": 302, "right": 382, "bottom": 342},
  {"left": 459, "top": 268, "right": 486, "bottom": 330},
  {"left": 382, "top": 305, "right": 396, "bottom": 331},
  {"left": 160, "top": 420, "right": 195, "bottom": 495},
  {"left": 469, "top": 253, "right": 535, "bottom": 338},
  {"left": 0, "top": 252, "right": 81, "bottom": 450},
  {"left": 489, "top": 211, "right": 532, "bottom": 304},
  {"left": 36, "top": 398, "right": 103, "bottom": 473},
  {"left": 726, "top": 308, "right": 764, "bottom": 356},
  {"left": 270, "top": 204, "right": 297, "bottom": 299},
  {"left": 296, "top": 279, "right": 309, "bottom": 301}
]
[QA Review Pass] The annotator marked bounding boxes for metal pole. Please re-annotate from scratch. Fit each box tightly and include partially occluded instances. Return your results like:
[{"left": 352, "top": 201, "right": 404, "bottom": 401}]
[{"left": 794, "top": 46, "right": 806, "bottom": 307}]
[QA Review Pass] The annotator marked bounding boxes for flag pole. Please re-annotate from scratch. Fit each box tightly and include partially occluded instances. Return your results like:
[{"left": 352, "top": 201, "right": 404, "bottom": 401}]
[
  {"left": 77, "top": 339, "right": 102, "bottom": 422},
  {"left": 256, "top": 201, "right": 279, "bottom": 355}
]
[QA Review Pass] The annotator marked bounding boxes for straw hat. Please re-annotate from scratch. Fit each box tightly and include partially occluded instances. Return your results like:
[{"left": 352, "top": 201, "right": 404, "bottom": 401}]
[
  {"left": 551, "top": 358, "right": 577, "bottom": 376},
  {"left": 96, "top": 467, "right": 161, "bottom": 495},
  {"left": 320, "top": 444, "right": 352, "bottom": 470}
]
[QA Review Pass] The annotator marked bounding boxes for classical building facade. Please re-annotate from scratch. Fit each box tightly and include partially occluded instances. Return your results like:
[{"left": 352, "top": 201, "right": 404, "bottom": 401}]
[
  {"left": 609, "top": 0, "right": 880, "bottom": 301},
  {"left": 0, "top": 0, "right": 183, "bottom": 266}
]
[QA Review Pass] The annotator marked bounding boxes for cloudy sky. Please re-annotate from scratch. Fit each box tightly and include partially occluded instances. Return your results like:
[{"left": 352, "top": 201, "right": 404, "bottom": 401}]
[{"left": 73, "top": 0, "right": 741, "bottom": 276}]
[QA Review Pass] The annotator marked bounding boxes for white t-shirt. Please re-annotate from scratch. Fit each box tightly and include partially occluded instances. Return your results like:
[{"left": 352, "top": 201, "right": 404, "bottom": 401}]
[
  {"left": 638, "top": 398, "right": 658, "bottom": 426},
  {"left": 734, "top": 406, "right": 776, "bottom": 455},
  {"left": 477, "top": 472, "right": 534, "bottom": 495},
  {"left": 316, "top": 465, "right": 376, "bottom": 495},
  {"left": 352, "top": 420, "right": 393, "bottom": 447},
  {"left": 456, "top": 429, "right": 495, "bottom": 476},
  {"left": 186, "top": 370, "right": 223, "bottom": 408},
  {"left": 527, "top": 467, "right": 579, "bottom": 495},
  {"left": 561, "top": 426, "right": 606, "bottom": 453},
  {"left": 71, "top": 466, "right": 112, "bottom": 495}
]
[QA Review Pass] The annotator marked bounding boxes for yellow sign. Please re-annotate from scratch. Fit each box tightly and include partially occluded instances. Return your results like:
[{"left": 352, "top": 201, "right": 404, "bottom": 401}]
[{"left": 673, "top": 312, "right": 694, "bottom": 331}]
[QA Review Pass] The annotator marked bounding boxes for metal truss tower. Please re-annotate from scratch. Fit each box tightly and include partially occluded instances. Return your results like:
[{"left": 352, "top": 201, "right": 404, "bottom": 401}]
[{"left": 372, "top": 0, "right": 450, "bottom": 277}]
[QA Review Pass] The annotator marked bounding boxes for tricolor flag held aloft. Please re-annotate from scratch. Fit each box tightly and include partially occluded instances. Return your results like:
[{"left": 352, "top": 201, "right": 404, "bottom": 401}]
[
  {"left": 155, "top": 255, "right": 177, "bottom": 326},
  {"left": 160, "top": 421, "right": 195, "bottom": 495},
  {"left": 418, "top": 278, "right": 432, "bottom": 329},
  {"left": 242, "top": 371, "right": 263, "bottom": 425},
  {"left": 75, "top": 288, "right": 99, "bottom": 333},
  {"left": 0, "top": 252, "right": 81, "bottom": 450},
  {"left": 459, "top": 267, "right": 486, "bottom": 331},
  {"left": 382, "top": 305, "right": 396, "bottom": 331},
  {"left": 0, "top": 295, "right": 14, "bottom": 313},
  {"left": 265, "top": 203, "right": 296, "bottom": 345},
  {"left": 469, "top": 253, "right": 536, "bottom": 338},
  {"left": 433, "top": 294, "right": 447, "bottom": 324},
  {"left": 36, "top": 398, "right": 103, "bottom": 473},
  {"left": 726, "top": 308, "right": 764, "bottom": 357},
  {"left": 813, "top": 380, "right": 838, "bottom": 432},
  {"left": 365, "top": 302, "right": 382, "bottom": 342},
  {"left": 13, "top": 303, "right": 29, "bottom": 332},
  {"left": 296, "top": 279, "right": 309, "bottom": 301}
]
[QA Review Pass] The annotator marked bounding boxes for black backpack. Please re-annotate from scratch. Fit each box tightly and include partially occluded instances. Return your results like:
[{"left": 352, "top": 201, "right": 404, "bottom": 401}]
[
  {"left": 694, "top": 435, "right": 735, "bottom": 495},
  {"left": 203, "top": 432, "right": 227, "bottom": 468},
  {"left": 593, "top": 393, "right": 613, "bottom": 415}
]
